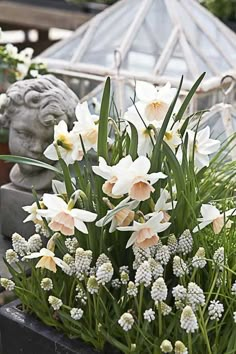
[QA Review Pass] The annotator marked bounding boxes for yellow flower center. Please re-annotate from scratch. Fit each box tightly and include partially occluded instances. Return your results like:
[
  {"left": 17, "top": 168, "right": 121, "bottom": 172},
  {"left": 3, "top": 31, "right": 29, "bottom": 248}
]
[
  {"left": 56, "top": 134, "right": 73, "bottom": 151},
  {"left": 164, "top": 131, "right": 173, "bottom": 141}
]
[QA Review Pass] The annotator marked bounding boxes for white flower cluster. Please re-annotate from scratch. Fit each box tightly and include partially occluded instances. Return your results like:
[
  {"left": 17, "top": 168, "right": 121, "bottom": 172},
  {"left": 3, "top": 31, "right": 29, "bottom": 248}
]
[
  {"left": 174, "top": 341, "right": 188, "bottom": 354},
  {"left": 213, "top": 247, "right": 225, "bottom": 270},
  {"left": 133, "top": 246, "right": 151, "bottom": 269},
  {"left": 159, "top": 302, "right": 172, "bottom": 316},
  {"left": 160, "top": 339, "right": 173, "bottom": 353},
  {"left": 0, "top": 278, "right": 15, "bottom": 291},
  {"left": 148, "top": 258, "right": 164, "bottom": 279},
  {"left": 144, "top": 308, "right": 155, "bottom": 322},
  {"left": 160, "top": 340, "right": 188, "bottom": 354},
  {"left": 12, "top": 233, "right": 28, "bottom": 256},
  {"left": 70, "top": 308, "right": 84, "bottom": 320},
  {"left": 118, "top": 312, "right": 134, "bottom": 331},
  {"left": 127, "top": 281, "right": 138, "bottom": 297},
  {"left": 96, "top": 262, "right": 114, "bottom": 285},
  {"left": 76, "top": 285, "right": 87, "bottom": 305},
  {"left": 192, "top": 247, "right": 207, "bottom": 269},
  {"left": 63, "top": 254, "right": 76, "bottom": 276},
  {"left": 186, "top": 282, "right": 205, "bottom": 310},
  {"left": 178, "top": 230, "right": 193, "bottom": 255},
  {"left": 5, "top": 249, "right": 19, "bottom": 264},
  {"left": 231, "top": 281, "right": 236, "bottom": 296},
  {"left": 173, "top": 256, "right": 188, "bottom": 277},
  {"left": 135, "top": 261, "right": 152, "bottom": 287},
  {"left": 96, "top": 253, "right": 110, "bottom": 269},
  {"left": 48, "top": 296, "right": 63, "bottom": 311},
  {"left": 155, "top": 245, "right": 170, "bottom": 266},
  {"left": 208, "top": 300, "right": 224, "bottom": 321},
  {"left": 65, "top": 237, "right": 79, "bottom": 254},
  {"left": 75, "top": 248, "right": 93, "bottom": 280},
  {"left": 28, "top": 234, "right": 42, "bottom": 252},
  {"left": 180, "top": 306, "right": 198, "bottom": 333},
  {"left": 167, "top": 234, "right": 178, "bottom": 255},
  {"left": 40, "top": 278, "right": 53, "bottom": 291},
  {"left": 151, "top": 277, "right": 168, "bottom": 302},
  {"left": 87, "top": 275, "right": 99, "bottom": 294}
]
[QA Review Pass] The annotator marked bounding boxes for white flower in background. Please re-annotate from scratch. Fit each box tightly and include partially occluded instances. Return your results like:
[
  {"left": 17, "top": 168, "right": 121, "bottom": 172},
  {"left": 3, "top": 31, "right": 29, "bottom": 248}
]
[
  {"left": 213, "top": 247, "right": 226, "bottom": 271},
  {"left": 187, "top": 127, "right": 220, "bottom": 170},
  {"left": 0, "top": 93, "right": 8, "bottom": 110},
  {"left": 96, "top": 262, "right": 114, "bottom": 285},
  {"left": 148, "top": 258, "right": 164, "bottom": 279},
  {"left": 160, "top": 339, "right": 173, "bottom": 353},
  {"left": 92, "top": 97, "right": 101, "bottom": 115},
  {"left": 193, "top": 204, "right": 235, "bottom": 234},
  {"left": 147, "top": 189, "right": 176, "bottom": 222},
  {"left": 44, "top": 120, "right": 83, "bottom": 165},
  {"left": 127, "top": 281, "right": 138, "bottom": 297},
  {"left": 173, "top": 256, "right": 189, "bottom": 277},
  {"left": 12, "top": 232, "right": 28, "bottom": 256},
  {"left": 111, "top": 279, "right": 121, "bottom": 289},
  {"left": 70, "top": 308, "right": 84, "bottom": 320},
  {"left": 40, "top": 278, "right": 53, "bottom": 291},
  {"left": 5, "top": 249, "right": 19, "bottom": 264},
  {"left": 151, "top": 277, "right": 168, "bottom": 302},
  {"left": 118, "top": 313, "right": 134, "bottom": 331},
  {"left": 192, "top": 247, "right": 207, "bottom": 269},
  {"left": 135, "top": 81, "right": 178, "bottom": 123},
  {"left": 96, "top": 253, "right": 110, "bottom": 269},
  {"left": 120, "top": 271, "right": 129, "bottom": 285},
  {"left": 155, "top": 245, "right": 171, "bottom": 265},
  {"left": 75, "top": 248, "right": 93, "bottom": 280},
  {"left": 0, "top": 278, "right": 15, "bottom": 291},
  {"left": 174, "top": 341, "right": 188, "bottom": 354},
  {"left": 118, "top": 212, "right": 170, "bottom": 249},
  {"left": 233, "top": 312, "right": 236, "bottom": 323},
  {"left": 180, "top": 306, "right": 198, "bottom": 333},
  {"left": 231, "top": 281, "right": 236, "bottom": 296},
  {"left": 5, "top": 43, "right": 18, "bottom": 58},
  {"left": 172, "top": 285, "right": 187, "bottom": 302},
  {"left": 92, "top": 156, "right": 132, "bottom": 198},
  {"left": 177, "top": 230, "right": 193, "bottom": 255},
  {"left": 133, "top": 245, "right": 151, "bottom": 269},
  {"left": 96, "top": 197, "right": 139, "bottom": 233},
  {"left": 37, "top": 192, "right": 97, "bottom": 236},
  {"left": 159, "top": 302, "right": 172, "bottom": 316},
  {"left": 23, "top": 201, "right": 44, "bottom": 224},
  {"left": 23, "top": 248, "right": 69, "bottom": 273},
  {"left": 63, "top": 254, "right": 76, "bottom": 276},
  {"left": 167, "top": 234, "right": 178, "bottom": 255},
  {"left": 65, "top": 237, "right": 79, "bottom": 254},
  {"left": 87, "top": 276, "right": 99, "bottom": 294},
  {"left": 48, "top": 296, "right": 63, "bottom": 311},
  {"left": 187, "top": 283, "right": 205, "bottom": 310},
  {"left": 18, "top": 47, "right": 34, "bottom": 62},
  {"left": 208, "top": 300, "right": 224, "bottom": 321},
  {"left": 135, "top": 260, "right": 152, "bottom": 287},
  {"left": 164, "top": 120, "right": 182, "bottom": 151},
  {"left": 112, "top": 156, "right": 167, "bottom": 201},
  {"left": 143, "top": 308, "right": 155, "bottom": 322},
  {"left": 73, "top": 101, "right": 99, "bottom": 152},
  {"left": 27, "top": 234, "right": 42, "bottom": 252}
]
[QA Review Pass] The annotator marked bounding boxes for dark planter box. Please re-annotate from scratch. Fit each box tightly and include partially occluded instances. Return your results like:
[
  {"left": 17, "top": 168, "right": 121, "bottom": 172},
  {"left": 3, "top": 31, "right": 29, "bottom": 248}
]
[{"left": 0, "top": 300, "right": 99, "bottom": 354}]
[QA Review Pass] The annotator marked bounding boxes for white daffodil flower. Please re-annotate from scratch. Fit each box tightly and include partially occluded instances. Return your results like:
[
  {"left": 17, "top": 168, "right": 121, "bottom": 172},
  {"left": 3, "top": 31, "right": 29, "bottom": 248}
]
[
  {"left": 112, "top": 156, "right": 167, "bottom": 201},
  {"left": 22, "top": 201, "right": 43, "bottom": 224},
  {"left": 146, "top": 189, "right": 177, "bottom": 221},
  {"left": 73, "top": 101, "right": 99, "bottom": 152},
  {"left": 44, "top": 120, "right": 83, "bottom": 165},
  {"left": 5, "top": 43, "right": 18, "bottom": 59},
  {"left": 135, "top": 81, "right": 179, "bottom": 123},
  {"left": 96, "top": 197, "right": 139, "bottom": 233},
  {"left": 187, "top": 127, "right": 220, "bottom": 170},
  {"left": 37, "top": 192, "right": 97, "bottom": 236},
  {"left": 193, "top": 204, "right": 236, "bottom": 234},
  {"left": 164, "top": 120, "right": 182, "bottom": 151},
  {"left": 51, "top": 178, "right": 76, "bottom": 195},
  {"left": 117, "top": 211, "right": 171, "bottom": 249},
  {"left": 92, "top": 156, "right": 133, "bottom": 198},
  {"left": 0, "top": 93, "right": 8, "bottom": 110},
  {"left": 24, "top": 248, "right": 69, "bottom": 273}
]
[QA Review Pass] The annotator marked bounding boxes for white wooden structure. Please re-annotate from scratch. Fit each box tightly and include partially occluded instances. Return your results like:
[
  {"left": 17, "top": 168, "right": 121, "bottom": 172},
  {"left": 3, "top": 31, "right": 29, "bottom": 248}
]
[{"left": 38, "top": 0, "right": 236, "bottom": 112}]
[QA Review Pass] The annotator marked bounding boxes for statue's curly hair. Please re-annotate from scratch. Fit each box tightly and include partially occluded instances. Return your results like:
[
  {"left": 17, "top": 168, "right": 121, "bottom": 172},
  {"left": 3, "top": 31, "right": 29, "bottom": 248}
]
[{"left": 0, "top": 75, "right": 79, "bottom": 129}]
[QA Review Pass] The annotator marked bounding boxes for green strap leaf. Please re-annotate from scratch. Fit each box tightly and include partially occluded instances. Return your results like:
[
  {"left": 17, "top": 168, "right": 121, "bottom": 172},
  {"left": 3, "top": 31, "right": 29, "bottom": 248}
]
[
  {"left": 128, "top": 122, "right": 138, "bottom": 159},
  {"left": 0, "top": 155, "right": 62, "bottom": 174},
  {"left": 97, "top": 77, "right": 111, "bottom": 160}
]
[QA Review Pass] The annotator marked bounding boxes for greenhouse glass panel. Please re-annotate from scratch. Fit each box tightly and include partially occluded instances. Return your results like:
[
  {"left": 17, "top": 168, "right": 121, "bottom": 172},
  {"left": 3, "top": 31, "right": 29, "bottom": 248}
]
[
  {"left": 162, "top": 42, "right": 192, "bottom": 80},
  {"left": 47, "top": 32, "right": 86, "bottom": 61}
]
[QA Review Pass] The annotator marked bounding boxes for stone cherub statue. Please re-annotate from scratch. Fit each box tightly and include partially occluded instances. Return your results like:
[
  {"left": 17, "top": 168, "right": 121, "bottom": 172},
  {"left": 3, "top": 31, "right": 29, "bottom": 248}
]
[{"left": 0, "top": 75, "right": 79, "bottom": 191}]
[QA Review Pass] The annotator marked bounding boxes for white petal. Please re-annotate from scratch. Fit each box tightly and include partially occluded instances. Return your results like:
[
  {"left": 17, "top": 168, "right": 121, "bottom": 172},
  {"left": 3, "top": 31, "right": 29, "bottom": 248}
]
[
  {"left": 23, "top": 252, "right": 42, "bottom": 259},
  {"left": 130, "top": 156, "right": 151, "bottom": 175},
  {"left": 126, "top": 232, "right": 137, "bottom": 248},
  {"left": 70, "top": 209, "right": 97, "bottom": 222},
  {"left": 43, "top": 194, "right": 67, "bottom": 212},
  {"left": 148, "top": 172, "right": 167, "bottom": 185},
  {"left": 200, "top": 204, "right": 220, "bottom": 220},
  {"left": 193, "top": 220, "right": 212, "bottom": 233},
  {"left": 136, "top": 81, "right": 157, "bottom": 102},
  {"left": 54, "top": 257, "right": 70, "bottom": 271},
  {"left": 74, "top": 219, "right": 88, "bottom": 234},
  {"left": 44, "top": 144, "right": 58, "bottom": 161}
]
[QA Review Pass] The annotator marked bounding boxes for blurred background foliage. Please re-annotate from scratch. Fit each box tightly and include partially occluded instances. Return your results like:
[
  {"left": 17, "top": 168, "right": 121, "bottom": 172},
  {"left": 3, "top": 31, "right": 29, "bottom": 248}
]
[{"left": 202, "top": 0, "right": 236, "bottom": 21}]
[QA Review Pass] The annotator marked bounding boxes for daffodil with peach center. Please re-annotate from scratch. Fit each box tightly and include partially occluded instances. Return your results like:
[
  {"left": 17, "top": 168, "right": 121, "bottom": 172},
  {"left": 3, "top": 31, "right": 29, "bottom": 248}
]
[{"left": 23, "top": 248, "right": 69, "bottom": 273}]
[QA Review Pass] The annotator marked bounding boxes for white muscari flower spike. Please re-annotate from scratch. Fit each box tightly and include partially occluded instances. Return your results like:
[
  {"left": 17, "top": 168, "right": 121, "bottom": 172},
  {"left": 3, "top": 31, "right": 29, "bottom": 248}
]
[
  {"left": 40, "top": 278, "right": 53, "bottom": 291},
  {"left": 208, "top": 300, "right": 224, "bottom": 321},
  {"left": 180, "top": 305, "right": 198, "bottom": 333},
  {"left": 118, "top": 313, "right": 134, "bottom": 331},
  {"left": 96, "top": 253, "right": 110, "bottom": 269},
  {"left": 192, "top": 247, "right": 207, "bottom": 269},
  {"left": 120, "top": 271, "right": 129, "bottom": 285},
  {"left": 111, "top": 279, "right": 121, "bottom": 289},
  {"left": 0, "top": 278, "right": 15, "bottom": 291},
  {"left": 155, "top": 245, "right": 170, "bottom": 265},
  {"left": 96, "top": 262, "right": 114, "bottom": 285},
  {"left": 213, "top": 247, "right": 225, "bottom": 271},
  {"left": 5, "top": 249, "right": 19, "bottom": 264},
  {"left": 35, "top": 223, "right": 50, "bottom": 238},
  {"left": 159, "top": 302, "right": 172, "bottom": 316},
  {"left": 231, "top": 281, "right": 236, "bottom": 296},
  {"left": 177, "top": 230, "right": 193, "bottom": 255},
  {"left": 28, "top": 234, "right": 42, "bottom": 252},
  {"left": 70, "top": 308, "right": 84, "bottom": 321},
  {"left": 75, "top": 248, "right": 93, "bottom": 280},
  {"left": 151, "top": 277, "right": 168, "bottom": 302},
  {"left": 143, "top": 308, "right": 156, "bottom": 322},
  {"left": 187, "top": 282, "right": 205, "bottom": 310},
  {"left": 160, "top": 339, "right": 173, "bottom": 353},
  {"left": 135, "top": 261, "right": 152, "bottom": 287},
  {"left": 173, "top": 256, "right": 189, "bottom": 277},
  {"left": 174, "top": 341, "right": 188, "bottom": 354},
  {"left": 65, "top": 237, "right": 79, "bottom": 254},
  {"left": 127, "top": 281, "right": 138, "bottom": 297},
  {"left": 133, "top": 245, "right": 151, "bottom": 269},
  {"left": 233, "top": 312, "right": 236, "bottom": 323},
  {"left": 148, "top": 258, "right": 164, "bottom": 279},
  {"left": 87, "top": 276, "right": 99, "bottom": 294},
  {"left": 12, "top": 232, "right": 28, "bottom": 256},
  {"left": 76, "top": 285, "right": 87, "bottom": 305},
  {"left": 172, "top": 285, "right": 187, "bottom": 301},
  {"left": 167, "top": 234, "right": 178, "bottom": 255},
  {"left": 63, "top": 254, "right": 76, "bottom": 276},
  {"left": 48, "top": 296, "right": 63, "bottom": 310}
]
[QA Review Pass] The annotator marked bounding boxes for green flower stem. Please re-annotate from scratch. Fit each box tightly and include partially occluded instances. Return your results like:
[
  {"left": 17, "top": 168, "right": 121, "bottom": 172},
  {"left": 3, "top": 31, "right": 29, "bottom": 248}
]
[
  {"left": 138, "top": 284, "right": 144, "bottom": 325},
  {"left": 199, "top": 308, "right": 212, "bottom": 354},
  {"left": 158, "top": 301, "right": 162, "bottom": 337},
  {"left": 203, "top": 271, "right": 218, "bottom": 315},
  {"left": 188, "top": 333, "right": 193, "bottom": 354}
]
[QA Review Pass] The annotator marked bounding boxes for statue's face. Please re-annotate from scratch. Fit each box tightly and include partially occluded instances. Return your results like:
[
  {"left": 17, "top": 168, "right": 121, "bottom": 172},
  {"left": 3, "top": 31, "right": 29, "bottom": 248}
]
[{"left": 9, "top": 107, "right": 55, "bottom": 175}]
